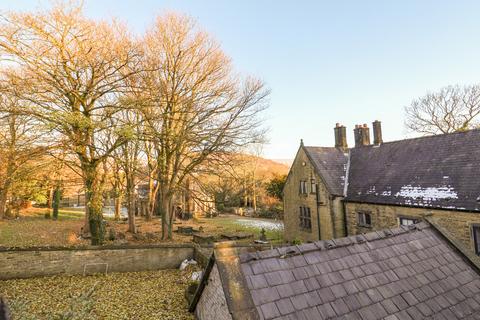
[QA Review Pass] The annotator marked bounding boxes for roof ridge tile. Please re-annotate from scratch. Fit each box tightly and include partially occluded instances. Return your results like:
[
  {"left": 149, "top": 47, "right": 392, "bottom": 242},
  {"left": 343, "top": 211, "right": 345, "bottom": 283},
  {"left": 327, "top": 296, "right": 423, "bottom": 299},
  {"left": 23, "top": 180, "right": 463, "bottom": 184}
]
[{"left": 242, "top": 223, "right": 429, "bottom": 262}]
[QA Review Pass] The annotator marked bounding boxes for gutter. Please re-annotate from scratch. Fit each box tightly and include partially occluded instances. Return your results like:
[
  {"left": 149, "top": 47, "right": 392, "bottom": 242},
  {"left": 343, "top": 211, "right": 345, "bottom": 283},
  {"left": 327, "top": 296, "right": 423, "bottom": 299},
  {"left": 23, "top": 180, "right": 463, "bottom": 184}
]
[
  {"left": 342, "top": 150, "right": 351, "bottom": 236},
  {"left": 316, "top": 183, "right": 321, "bottom": 240}
]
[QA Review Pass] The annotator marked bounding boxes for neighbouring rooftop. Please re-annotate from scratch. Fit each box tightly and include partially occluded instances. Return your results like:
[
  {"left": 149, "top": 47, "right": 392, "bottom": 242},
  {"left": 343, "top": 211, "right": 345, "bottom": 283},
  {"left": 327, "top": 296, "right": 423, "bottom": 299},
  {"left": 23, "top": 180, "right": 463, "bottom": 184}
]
[
  {"left": 303, "top": 127, "right": 480, "bottom": 212},
  {"left": 194, "top": 221, "right": 480, "bottom": 319}
]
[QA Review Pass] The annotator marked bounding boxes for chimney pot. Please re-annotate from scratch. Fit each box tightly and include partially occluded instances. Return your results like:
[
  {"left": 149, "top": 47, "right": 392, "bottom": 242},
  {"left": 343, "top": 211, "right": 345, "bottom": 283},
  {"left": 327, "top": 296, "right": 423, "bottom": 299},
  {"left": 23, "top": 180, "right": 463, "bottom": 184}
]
[
  {"left": 334, "top": 123, "right": 348, "bottom": 150},
  {"left": 354, "top": 123, "right": 371, "bottom": 147},
  {"left": 373, "top": 120, "right": 383, "bottom": 145}
]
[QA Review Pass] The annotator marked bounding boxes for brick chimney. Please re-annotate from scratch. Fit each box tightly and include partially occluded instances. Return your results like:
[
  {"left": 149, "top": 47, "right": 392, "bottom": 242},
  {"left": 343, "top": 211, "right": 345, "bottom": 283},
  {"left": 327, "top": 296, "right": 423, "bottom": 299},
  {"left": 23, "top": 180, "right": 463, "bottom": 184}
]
[
  {"left": 353, "top": 123, "right": 370, "bottom": 147},
  {"left": 334, "top": 123, "right": 348, "bottom": 150},
  {"left": 372, "top": 120, "right": 383, "bottom": 145}
]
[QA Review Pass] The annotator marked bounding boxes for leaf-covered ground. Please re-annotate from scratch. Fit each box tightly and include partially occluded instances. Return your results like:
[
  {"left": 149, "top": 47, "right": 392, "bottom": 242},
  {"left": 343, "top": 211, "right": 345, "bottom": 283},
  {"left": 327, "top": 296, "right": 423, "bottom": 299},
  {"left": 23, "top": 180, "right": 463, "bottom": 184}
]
[
  {"left": 0, "top": 269, "right": 196, "bottom": 320},
  {"left": 0, "top": 208, "right": 284, "bottom": 248}
]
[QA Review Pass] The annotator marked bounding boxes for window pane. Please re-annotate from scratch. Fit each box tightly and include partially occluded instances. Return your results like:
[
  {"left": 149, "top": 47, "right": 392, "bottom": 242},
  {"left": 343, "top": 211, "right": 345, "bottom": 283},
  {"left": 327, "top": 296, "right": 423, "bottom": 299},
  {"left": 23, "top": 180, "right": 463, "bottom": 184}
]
[
  {"left": 365, "top": 213, "right": 371, "bottom": 226},
  {"left": 399, "top": 217, "right": 418, "bottom": 226},
  {"left": 358, "top": 213, "right": 364, "bottom": 225},
  {"left": 474, "top": 226, "right": 480, "bottom": 255}
]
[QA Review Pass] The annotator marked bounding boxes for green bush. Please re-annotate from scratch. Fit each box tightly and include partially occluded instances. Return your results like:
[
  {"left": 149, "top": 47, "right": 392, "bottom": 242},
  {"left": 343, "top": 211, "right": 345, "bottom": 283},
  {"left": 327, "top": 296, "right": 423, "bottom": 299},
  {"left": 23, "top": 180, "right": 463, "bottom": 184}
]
[{"left": 291, "top": 238, "right": 302, "bottom": 245}]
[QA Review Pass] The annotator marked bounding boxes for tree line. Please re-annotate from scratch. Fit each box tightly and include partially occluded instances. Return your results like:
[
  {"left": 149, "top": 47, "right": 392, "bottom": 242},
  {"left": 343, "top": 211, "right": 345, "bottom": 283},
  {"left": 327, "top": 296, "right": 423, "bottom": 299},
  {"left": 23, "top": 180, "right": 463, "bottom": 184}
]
[{"left": 0, "top": 3, "right": 269, "bottom": 244}]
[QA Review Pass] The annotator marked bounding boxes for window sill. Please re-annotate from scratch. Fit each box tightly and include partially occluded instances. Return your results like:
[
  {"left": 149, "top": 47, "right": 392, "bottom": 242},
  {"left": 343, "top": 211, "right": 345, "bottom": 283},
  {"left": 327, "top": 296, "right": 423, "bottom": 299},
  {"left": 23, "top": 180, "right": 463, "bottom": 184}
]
[{"left": 358, "top": 224, "right": 372, "bottom": 228}]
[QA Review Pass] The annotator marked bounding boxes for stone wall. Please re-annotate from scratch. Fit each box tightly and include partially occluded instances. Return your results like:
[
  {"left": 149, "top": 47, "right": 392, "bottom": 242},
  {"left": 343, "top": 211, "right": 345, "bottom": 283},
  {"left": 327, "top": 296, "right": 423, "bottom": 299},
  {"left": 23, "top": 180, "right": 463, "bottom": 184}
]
[
  {"left": 283, "top": 147, "right": 346, "bottom": 242},
  {"left": 0, "top": 244, "right": 194, "bottom": 280},
  {"left": 195, "top": 264, "right": 232, "bottom": 320},
  {"left": 345, "top": 202, "right": 480, "bottom": 251}
]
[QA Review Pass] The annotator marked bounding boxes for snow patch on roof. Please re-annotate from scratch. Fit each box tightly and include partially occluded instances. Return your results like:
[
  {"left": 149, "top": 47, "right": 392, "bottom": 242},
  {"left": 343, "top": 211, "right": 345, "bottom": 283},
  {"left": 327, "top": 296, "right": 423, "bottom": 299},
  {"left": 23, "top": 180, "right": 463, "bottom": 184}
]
[{"left": 395, "top": 185, "right": 458, "bottom": 202}]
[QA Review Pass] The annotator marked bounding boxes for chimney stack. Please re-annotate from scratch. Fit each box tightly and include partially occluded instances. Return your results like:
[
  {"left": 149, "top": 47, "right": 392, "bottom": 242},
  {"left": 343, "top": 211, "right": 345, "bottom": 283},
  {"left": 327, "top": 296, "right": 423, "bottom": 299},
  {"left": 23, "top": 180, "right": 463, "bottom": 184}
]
[
  {"left": 334, "top": 123, "right": 348, "bottom": 150},
  {"left": 353, "top": 123, "right": 370, "bottom": 147},
  {"left": 372, "top": 120, "right": 383, "bottom": 145}
]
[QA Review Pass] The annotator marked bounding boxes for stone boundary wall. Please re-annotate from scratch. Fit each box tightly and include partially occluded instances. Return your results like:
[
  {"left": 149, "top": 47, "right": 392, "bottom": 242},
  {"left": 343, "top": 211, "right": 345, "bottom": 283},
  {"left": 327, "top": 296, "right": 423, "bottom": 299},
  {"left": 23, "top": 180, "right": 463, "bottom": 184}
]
[{"left": 0, "top": 244, "right": 194, "bottom": 280}]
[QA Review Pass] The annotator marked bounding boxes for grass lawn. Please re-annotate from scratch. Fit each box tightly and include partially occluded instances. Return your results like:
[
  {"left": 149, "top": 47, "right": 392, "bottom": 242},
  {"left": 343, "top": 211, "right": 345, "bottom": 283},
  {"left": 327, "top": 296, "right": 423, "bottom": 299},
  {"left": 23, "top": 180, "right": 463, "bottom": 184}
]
[
  {"left": 0, "top": 208, "right": 86, "bottom": 247},
  {"left": 196, "top": 215, "right": 284, "bottom": 243},
  {"left": 0, "top": 269, "right": 196, "bottom": 320},
  {"left": 0, "top": 208, "right": 284, "bottom": 247}
]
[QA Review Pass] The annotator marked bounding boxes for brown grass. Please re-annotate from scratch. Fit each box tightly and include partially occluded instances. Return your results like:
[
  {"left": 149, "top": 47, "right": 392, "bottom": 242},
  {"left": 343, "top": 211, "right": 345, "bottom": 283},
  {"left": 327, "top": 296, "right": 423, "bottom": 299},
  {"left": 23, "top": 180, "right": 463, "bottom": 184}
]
[{"left": 0, "top": 208, "right": 283, "bottom": 248}]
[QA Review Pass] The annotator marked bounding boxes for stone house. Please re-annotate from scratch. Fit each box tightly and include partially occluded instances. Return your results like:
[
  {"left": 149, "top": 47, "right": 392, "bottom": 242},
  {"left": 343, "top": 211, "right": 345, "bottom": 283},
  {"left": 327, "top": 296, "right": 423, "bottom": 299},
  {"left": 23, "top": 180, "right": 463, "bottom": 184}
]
[
  {"left": 137, "top": 179, "right": 215, "bottom": 219},
  {"left": 190, "top": 220, "right": 480, "bottom": 319},
  {"left": 283, "top": 122, "right": 480, "bottom": 254}
]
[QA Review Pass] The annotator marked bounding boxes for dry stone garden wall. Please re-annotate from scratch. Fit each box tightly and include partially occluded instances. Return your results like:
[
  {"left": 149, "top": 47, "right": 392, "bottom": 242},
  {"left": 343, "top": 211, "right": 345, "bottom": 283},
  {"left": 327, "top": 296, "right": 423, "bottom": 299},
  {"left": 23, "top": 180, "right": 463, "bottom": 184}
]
[{"left": 0, "top": 244, "right": 194, "bottom": 280}]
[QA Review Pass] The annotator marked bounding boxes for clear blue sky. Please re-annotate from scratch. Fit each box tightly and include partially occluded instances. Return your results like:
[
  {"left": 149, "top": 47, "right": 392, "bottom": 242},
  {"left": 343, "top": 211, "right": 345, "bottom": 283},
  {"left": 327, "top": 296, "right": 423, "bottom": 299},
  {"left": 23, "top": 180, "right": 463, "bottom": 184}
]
[{"left": 4, "top": 1, "right": 480, "bottom": 159}]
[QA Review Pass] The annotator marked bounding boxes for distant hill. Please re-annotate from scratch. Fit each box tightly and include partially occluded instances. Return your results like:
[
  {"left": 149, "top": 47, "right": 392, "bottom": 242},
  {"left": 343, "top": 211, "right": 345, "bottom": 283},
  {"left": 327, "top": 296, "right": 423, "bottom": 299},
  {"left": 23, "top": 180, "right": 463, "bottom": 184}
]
[
  {"left": 254, "top": 157, "right": 290, "bottom": 179},
  {"left": 270, "top": 159, "right": 293, "bottom": 167}
]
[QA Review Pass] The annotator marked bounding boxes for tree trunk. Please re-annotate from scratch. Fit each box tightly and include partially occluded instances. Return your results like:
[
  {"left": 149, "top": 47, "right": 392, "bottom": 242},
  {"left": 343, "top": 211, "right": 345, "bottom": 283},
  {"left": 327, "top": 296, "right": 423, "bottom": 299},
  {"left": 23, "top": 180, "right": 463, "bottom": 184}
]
[
  {"left": 0, "top": 189, "right": 7, "bottom": 220},
  {"left": 52, "top": 186, "right": 60, "bottom": 220},
  {"left": 114, "top": 195, "right": 122, "bottom": 220},
  {"left": 145, "top": 176, "right": 157, "bottom": 221},
  {"left": 47, "top": 187, "right": 54, "bottom": 209},
  {"left": 126, "top": 174, "right": 136, "bottom": 234},
  {"left": 84, "top": 165, "right": 105, "bottom": 245},
  {"left": 159, "top": 189, "right": 172, "bottom": 240}
]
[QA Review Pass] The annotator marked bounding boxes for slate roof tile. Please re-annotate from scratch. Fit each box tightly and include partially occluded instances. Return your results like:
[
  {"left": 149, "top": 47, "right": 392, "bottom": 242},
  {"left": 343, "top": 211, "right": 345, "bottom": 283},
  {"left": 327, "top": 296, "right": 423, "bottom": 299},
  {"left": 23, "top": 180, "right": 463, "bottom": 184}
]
[
  {"left": 237, "top": 224, "right": 480, "bottom": 320},
  {"left": 300, "top": 306, "right": 321, "bottom": 319},
  {"left": 331, "top": 284, "right": 348, "bottom": 299},
  {"left": 276, "top": 283, "right": 295, "bottom": 299},
  {"left": 250, "top": 274, "right": 268, "bottom": 289},
  {"left": 303, "top": 291, "right": 320, "bottom": 307},
  {"left": 304, "top": 277, "right": 321, "bottom": 291},
  {"left": 345, "top": 129, "right": 480, "bottom": 212},
  {"left": 317, "top": 287, "right": 335, "bottom": 304},
  {"left": 302, "top": 146, "right": 348, "bottom": 196},
  {"left": 260, "top": 302, "right": 281, "bottom": 320},
  {"left": 381, "top": 298, "right": 400, "bottom": 314},
  {"left": 276, "top": 298, "right": 295, "bottom": 316},
  {"left": 316, "top": 302, "right": 336, "bottom": 319},
  {"left": 290, "top": 295, "right": 309, "bottom": 311},
  {"left": 330, "top": 298, "right": 350, "bottom": 316}
]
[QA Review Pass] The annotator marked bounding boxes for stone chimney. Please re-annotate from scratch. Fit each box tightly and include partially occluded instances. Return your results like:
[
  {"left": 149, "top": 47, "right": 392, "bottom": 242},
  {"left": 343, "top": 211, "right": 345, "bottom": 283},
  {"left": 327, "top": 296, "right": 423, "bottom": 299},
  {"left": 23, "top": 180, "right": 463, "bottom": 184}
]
[
  {"left": 334, "top": 123, "right": 348, "bottom": 150},
  {"left": 353, "top": 123, "right": 370, "bottom": 147},
  {"left": 372, "top": 120, "right": 383, "bottom": 145}
]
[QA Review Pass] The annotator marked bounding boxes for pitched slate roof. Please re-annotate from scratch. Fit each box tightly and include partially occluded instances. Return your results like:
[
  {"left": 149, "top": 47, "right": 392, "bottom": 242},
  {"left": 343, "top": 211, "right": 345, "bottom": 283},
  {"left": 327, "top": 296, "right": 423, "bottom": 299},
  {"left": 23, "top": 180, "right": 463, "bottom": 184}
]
[
  {"left": 345, "top": 129, "right": 480, "bottom": 212},
  {"left": 303, "top": 146, "right": 349, "bottom": 196},
  {"left": 235, "top": 222, "right": 480, "bottom": 319}
]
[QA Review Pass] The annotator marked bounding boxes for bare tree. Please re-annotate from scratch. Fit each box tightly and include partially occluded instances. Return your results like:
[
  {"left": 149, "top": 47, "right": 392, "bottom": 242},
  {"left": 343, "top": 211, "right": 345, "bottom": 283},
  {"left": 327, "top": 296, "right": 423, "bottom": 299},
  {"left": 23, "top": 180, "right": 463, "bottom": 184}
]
[
  {"left": 111, "top": 109, "right": 142, "bottom": 233},
  {"left": 405, "top": 84, "right": 480, "bottom": 135},
  {"left": 140, "top": 13, "right": 269, "bottom": 239},
  {"left": 0, "top": 3, "right": 142, "bottom": 244},
  {"left": 0, "top": 81, "right": 46, "bottom": 219}
]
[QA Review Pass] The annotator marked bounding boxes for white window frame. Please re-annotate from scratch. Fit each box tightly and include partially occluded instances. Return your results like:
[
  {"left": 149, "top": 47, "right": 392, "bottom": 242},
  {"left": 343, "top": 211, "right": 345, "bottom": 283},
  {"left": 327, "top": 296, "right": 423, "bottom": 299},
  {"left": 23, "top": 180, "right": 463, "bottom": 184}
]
[
  {"left": 399, "top": 217, "right": 419, "bottom": 226},
  {"left": 299, "top": 180, "right": 307, "bottom": 195},
  {"left": 357, "top": 211, "right": 372, "bottom": 227}
]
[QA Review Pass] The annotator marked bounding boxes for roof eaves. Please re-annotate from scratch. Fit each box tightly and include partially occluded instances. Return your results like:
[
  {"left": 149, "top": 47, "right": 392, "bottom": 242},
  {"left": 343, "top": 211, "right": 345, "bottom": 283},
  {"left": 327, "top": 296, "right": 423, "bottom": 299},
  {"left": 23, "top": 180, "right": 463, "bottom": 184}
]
[
  {"left": 343, "top": 198, "right": 480, "bottom": 213},
  {"left": 343, "top": 149, "right": 351, "bottom": 197},
  {"left": 188, "top": 252, "right": 216, "bottom": 312}
]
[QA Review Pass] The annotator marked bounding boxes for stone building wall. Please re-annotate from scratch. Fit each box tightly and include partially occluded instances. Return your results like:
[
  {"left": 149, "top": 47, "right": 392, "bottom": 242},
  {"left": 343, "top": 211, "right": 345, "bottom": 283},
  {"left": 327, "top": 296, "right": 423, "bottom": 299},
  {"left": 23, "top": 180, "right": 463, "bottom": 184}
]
[
  {"left": 283, "top": 147, "right": 346, "bottom": 242},
  {"left": 345, "top": 202, "right": 480, "bottom": 251},
  {"left": 195, "top": 264, "right": 232, "bottom": 320},
  {"left": 0, "top": 244, "right": 194, "bottom": 280}
]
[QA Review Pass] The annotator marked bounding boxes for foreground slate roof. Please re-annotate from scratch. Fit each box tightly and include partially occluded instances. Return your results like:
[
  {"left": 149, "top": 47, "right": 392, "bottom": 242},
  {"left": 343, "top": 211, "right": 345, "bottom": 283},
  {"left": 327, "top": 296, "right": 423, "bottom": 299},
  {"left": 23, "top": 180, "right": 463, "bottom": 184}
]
[
  {"left": 346, "top": 129, "right": 480, "bottom": 212},
  {"left": 196, "top": 222, "right": 480, "bottom": 320},
  {"left": 303, "top": 147, "right": 349, "bottom": 196}
]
